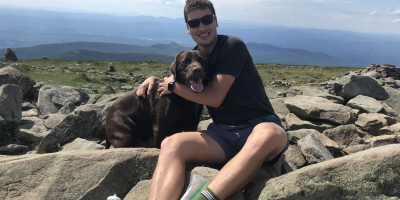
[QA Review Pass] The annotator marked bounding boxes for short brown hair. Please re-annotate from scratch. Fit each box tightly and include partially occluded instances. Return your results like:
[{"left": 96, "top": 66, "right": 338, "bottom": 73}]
[{"left": 184, "top": 0, "right": 216, "bottom": 23}]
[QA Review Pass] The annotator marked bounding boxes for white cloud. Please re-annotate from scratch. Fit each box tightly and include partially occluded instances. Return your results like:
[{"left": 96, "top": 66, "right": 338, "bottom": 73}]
[
  {"left": 369, "top": 10, "right": 377, "bottom": 15},
  {"left": 392, "top": 18, "right": 400, "bottom": 23},
  {"left": 333, "top": 15, "right": 353, "bottom": 20},
  {"left": 388, "top": 8, "right": 400, "bottom": 16}
]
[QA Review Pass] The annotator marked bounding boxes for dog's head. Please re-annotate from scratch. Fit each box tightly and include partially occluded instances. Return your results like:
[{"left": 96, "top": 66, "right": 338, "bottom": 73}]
[{"left": 170, "top": 50, "right": 209, "bottom": 93}]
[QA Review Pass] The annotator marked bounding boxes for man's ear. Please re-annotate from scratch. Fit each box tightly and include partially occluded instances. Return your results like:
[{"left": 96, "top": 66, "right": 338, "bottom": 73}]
[
  {"left": 215, "top": 16, "right": 218, "bottom": 28},
  {"left": 170, "top": 51, "right": 184, "bottom": 79},
  {"left": 186, "top": 24, "right": 191, "bottom": 34}
]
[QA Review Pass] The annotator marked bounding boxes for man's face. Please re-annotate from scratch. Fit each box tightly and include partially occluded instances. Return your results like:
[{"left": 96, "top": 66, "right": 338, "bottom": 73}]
[{"left": 186, "top": 8, "right": 218, "bottom": 52}]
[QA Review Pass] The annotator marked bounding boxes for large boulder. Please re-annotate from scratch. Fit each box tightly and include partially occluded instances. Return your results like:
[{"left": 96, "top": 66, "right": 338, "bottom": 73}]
[
  {"left": 0, "top": 84, "right": 22, "bottom": 125},
  {"left": 383, "top": 86, "right": 400, "bottom": 121},
  {"left": 15, "top": 117, "right": 48, "bottom": 145},
  {"left": 297, "top": 134, "right": 334, "bottom": 164},
  {"left": 61, "top": 138, "right": 105, "bottom": 151},
  {"left": 0, "top": 148, "right": 159, "bottom": 200},
  {"left": 270, "top": 98, "right": 290, "bottom": 121},
  {"left": 302, "top": 86, "right": 344, "bottom": 104},
  {"left": 283, "top": 145, "right": 307, "bottom": 170},
  {"left": 0, "top": 66, "right": 35, "bottom": 95},
  {"left": 355, "top": 113, "right": 397, "bottom": 135},
  {"left": 284, "top": 96, "right": 356, "bottom": 125},
  {"left": 322, "top": 124, "right": 363, "bottom": 148},
  {"left": 335, "top": 75, "right": 389, "bottom": 100},
  {"left": 258, "top": 144, "right": 400, "bottom": 200},
  {"left": 285, "top": 113, "right": 336, "bottom": 132},
  {"left": 37, "top": 85, "right": 87, "bottom": 115},
  {"left": 346, "top": 95, "right": 383, "bottom": 113}
]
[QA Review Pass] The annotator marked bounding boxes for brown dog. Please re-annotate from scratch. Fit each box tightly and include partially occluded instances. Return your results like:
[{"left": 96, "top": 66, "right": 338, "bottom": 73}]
[{"left": 105, "top": 50, "right": 209, "bottom": 149}]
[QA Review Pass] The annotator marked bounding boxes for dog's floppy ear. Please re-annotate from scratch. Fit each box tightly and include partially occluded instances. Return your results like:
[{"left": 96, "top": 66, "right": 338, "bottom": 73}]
[{"left": 170, "top": 51, "right": 184, "bottom": 79}]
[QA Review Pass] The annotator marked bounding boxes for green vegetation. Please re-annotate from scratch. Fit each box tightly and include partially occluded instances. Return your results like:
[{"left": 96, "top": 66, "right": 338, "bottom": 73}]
[{"left": 1, "top": 59, "right": 361, "bottom": 94}]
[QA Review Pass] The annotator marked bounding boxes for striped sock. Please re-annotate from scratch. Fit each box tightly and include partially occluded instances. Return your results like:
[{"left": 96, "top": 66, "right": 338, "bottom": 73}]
[{"left": 194, "top": 187, "right": 220, "bottom": 200}]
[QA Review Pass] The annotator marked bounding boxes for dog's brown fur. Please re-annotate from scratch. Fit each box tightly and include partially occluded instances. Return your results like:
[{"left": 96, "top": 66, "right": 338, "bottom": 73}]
[{"left": 105, "top": 50, "right": 209, "bottom": 148}]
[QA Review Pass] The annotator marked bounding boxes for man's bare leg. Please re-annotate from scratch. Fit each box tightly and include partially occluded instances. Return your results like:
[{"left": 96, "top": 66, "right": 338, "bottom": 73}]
[
  {"left": 207, "top": 123, "right": 287, "bottom": 199},
  {"left": 148, "top": 132, "right": 226, "bottom": 200}
]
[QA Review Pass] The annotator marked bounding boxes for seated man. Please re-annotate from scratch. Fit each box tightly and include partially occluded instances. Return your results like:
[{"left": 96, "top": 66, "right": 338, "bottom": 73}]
[{"left": 136, "top": 0, "right": 288, "bottom": 199}]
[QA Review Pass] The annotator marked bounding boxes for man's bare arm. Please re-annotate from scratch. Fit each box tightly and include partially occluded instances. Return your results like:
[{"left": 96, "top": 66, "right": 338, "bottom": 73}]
[
  {"left": 159, "top": 74, "right": 235, "bottom": 108},
  {"left": 136, "top": 76, "right": 162, "bottom": 97}
]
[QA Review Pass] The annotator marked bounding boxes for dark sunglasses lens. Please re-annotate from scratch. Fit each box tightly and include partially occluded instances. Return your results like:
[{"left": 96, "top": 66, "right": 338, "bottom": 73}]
[
  {"left": 188, "top": 20, "right": 200, "bottom": 28},
  {"left": 201, "top": 15, "right": 214, "bottom": 25}
]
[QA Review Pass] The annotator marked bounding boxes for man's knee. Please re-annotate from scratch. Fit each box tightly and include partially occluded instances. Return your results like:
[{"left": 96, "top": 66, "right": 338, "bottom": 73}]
[{"left": 249, "top": 123, "right": 286, "bottom": 150}]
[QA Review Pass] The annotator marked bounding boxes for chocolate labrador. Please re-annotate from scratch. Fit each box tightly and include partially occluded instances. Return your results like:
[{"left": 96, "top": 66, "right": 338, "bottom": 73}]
[{"left": 105, "top": 50, "right": 209, "bottom": 148}]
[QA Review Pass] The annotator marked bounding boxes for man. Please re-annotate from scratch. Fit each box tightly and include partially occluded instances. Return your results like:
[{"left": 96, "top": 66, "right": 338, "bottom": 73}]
[{"left": 136, "top": 0, "right": 288, "bottom": 199}]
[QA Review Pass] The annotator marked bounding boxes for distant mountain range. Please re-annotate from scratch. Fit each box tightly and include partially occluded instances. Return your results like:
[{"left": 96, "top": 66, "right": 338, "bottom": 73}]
[
  {"left": 0, "top": 42, "right": 352, "bottom": 67},
  {"left": 1, "top": 7, "right": 399, "bottom": 67}
]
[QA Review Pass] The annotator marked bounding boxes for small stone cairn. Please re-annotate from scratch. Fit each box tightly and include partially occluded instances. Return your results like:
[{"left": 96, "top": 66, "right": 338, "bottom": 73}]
[
  {"left": 4, "top": 48, "right": 18, "bottom": 61},
  {"left": 108, "top": 63, "right": 116, "bottom": 72}
]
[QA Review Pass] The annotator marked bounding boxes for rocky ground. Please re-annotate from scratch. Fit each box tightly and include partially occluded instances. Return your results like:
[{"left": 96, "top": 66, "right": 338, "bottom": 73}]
[{"left": 0, "top": 63, "right": 400, "bottom": 200}]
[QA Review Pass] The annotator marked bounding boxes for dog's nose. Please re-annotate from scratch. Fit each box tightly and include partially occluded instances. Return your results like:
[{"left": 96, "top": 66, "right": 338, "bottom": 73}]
[{"left": 193, "top": 67, "right": 201, "bottom": 74}]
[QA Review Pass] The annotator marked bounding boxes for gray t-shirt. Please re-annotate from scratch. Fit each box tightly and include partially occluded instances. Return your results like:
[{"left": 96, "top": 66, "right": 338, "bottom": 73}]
[{"left": 194, "top": 35, "right": 278, "bottom": 125}]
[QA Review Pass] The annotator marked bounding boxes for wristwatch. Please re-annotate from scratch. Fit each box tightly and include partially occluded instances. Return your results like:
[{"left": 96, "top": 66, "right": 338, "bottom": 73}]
[{"left": 167, "top": 79, "right": 175, "bottom": 92}]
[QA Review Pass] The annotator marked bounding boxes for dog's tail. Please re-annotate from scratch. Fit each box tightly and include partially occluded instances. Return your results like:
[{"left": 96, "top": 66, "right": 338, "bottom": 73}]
[{"left": 105, "top": 137, "right": 111, "bottom": 149}]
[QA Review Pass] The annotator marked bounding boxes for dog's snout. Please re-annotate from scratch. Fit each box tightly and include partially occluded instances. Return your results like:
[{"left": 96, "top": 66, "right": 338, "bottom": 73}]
[{"left": 193, "top": 67, "right": 202, "bottom": 74}]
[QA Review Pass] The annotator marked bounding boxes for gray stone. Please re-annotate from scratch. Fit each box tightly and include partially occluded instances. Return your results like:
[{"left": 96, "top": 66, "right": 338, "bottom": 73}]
[
  {"left": 37, "top": 85, "right": 87, "bottom": 115},
  {"left": 0, "top": 148, "right": 159, "bottom": 200},
  {"left": 285, "top": 113, "right": 336, "bottom": 132},
  {"left": 270, "top": 98, "right": 290, "bottom": 120},
  {"left": 104, "top": 85, "right": 115, "bottom": 93},
  {"left": 365, "top": 135, "right": 399, "bottom": 147},
  {"left": 381, "top": 102, "right": 398, "bottom": 118},
  {"left": 283, "top": 145, "right": 306, "bottom": 170},
  {"left": 58, "top": 102, "right": 77, "bottom": 115},
  {"left": 302, "top": 86, "right": 345, "bottom": 104},
  {"left": 123, "top": 180, "right": 151, "bottom": 200},
  {"left": 0, "top": 144, "right": 29, "bottom": 155},
  {"left": 297, "top": 134, "right": 334, "bottom": 164},
  {"left": 0, "top": 66, "right": 35, "bottom": 95},
  {"left": 383, "top": 86, "right": 400, "bottom": 122},
  {"left": 336, "top": 75, "right": 389, "bottom": 100},
  {"left": 265, "top": 87, "right": 279, "bottom": 99},
  {"left": 121, "top": 85, "right": 133, "bottom": 90},
  {"left": 343, "top": 144, "right": 371, "bottom": 154},
  {"left": 0, "top": 84, "right": 23, "bottom": 125},
  {"left": 258, "top": 144, "right": 400, "bottom": 200},
  {"left": 322, "top": 124, "right": 363, "bottom": 147},
  {"left": 355, "top": 113, "right": 397, "bottom": 135},
  {"left": 197, "top": 119, "right": 213, "bottom": 131},
  {"left": 43, "top": 114, "right": 67, "bottom": 129},
  {"left": 61, "top": 138, "right": 105, "bottom": 151},
  {"left": 284, "top": 96, "right": 356, "bottom": 125},
  {"left": 346, "top": 95, "right": 383, "bottom": 113},
  {"left": 15, "top": 117, "right": 48, "bottom": 144},
  {"left": 87, "top": 94, "right": 102, "bottom": 104}
]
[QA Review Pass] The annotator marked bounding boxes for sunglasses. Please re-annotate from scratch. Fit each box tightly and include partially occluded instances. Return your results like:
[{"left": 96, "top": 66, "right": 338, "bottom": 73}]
[{"left": 187, "top": 15, "right": 215, "bottom": 28}]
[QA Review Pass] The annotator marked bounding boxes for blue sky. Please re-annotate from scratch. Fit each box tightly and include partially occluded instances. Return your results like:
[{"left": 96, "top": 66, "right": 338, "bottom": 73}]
[{"left": 1, "top": 0, "right": 399, "bottom": 34}]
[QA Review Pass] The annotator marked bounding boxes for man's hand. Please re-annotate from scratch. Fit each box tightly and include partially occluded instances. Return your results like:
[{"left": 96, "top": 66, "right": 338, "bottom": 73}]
[
  {"left": 136, "top": 77, "right": 161, "bottom": 97},
  {"left": 158, "top": 75, "right": 174, "bottom": 96}
]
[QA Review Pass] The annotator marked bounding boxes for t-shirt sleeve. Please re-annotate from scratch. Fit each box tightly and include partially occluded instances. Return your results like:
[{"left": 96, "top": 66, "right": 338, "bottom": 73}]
[{"left": 213, "top": 37, "right": 248, "bottom": 78}]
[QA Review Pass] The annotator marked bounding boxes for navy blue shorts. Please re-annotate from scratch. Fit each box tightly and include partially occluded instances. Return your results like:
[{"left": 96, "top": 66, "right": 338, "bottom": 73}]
[{"left": 200, "top": 121, "right": 289, "bottom": 169}]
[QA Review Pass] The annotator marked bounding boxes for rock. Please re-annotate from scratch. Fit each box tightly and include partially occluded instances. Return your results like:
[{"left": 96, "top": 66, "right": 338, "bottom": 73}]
[
  {"left": 383, "top": 86, "right": 400, "bottom": 122},
  {"left": 43, "top": 114, "right": 67, "bottom": 129},
  {"left": 388, "top": 123, "right": 400, "bottom": 135},
  {"left": 21, "top": 102, "right": 39, "bottom": 117},
  {"left": 124, "top": 180, "right": 151, "bottom": 200},
  {"left": 322, "top": 124, "right": 363, "bottom": 147},
  {"left": 121, "top": 85, "right": 133, "bottom": 90},
  {"left": 283, "top": 86, "right": 304, "bottom": 97},
  {"left": 381, "top": 102, "right": 398, "bottom": 118},
  {"left": 96, "top": 93, "right": 124, "bottom": 103},
  {"left": 15, "top": 117, "right": 48, "bottom": 144},
  {"left": 61, "top": 138, "right": 105, "bottom": 151},
  {"left": 0, "top": 144, "right": 29, "bottom": 155},
  {"left": 284, "top": 96, "right": 356, "bottom": 125},
  {"left": 297, "top": 134, "right": 334, "bottom": 164},
  {"left": 355, "top": 113, "right": 397, "bottom": 135},
  {"left": 287, "top": 129, "right": 340, "bottom": 149},
  {"left": 301, "top": 87, "right": 344, "bottom": 104},
  {"left": 104, "top": 85, "right": 115, "bottom": 93},
  {"left": 365, "top": 135, "right": 399, "bottom": 147},
  {"left": 285, "top": 113, "right": 336, "bottom": 132},
  {"left": 0, "top": 84, "right": 23, "bottom": 125},
  {"left": 37, "top": 85, "right": 87, "bottom": 115},
  {"left": 283, "top": 145, "right": 307, "bottom": 170},
  {"left": 38, "top": 107, "right": 102, "bottom": 153},
  {"left": 0, "top": 66, "right": 35, "bottom": 95},
  {"left": 108, "top": 63, "right": 116, "bottom": 72},
  {"left": 346, "top": 95, "right": 383, "bottom": 113},
  {"left": 270, "top": 98, "right": 290, "bottom": 120},
  {"left": 4, "top": 48, "right": 18, "bottom": 61},
  {"left": 343, "top": 144, "right": 371, "bottom": 154},
  {"left": 265, "top": 88, "right": 279, "bottom": 99},
  {"left": 336, "top": 75, "right": 389, "bottom": 100},
  {"left": 87, "top": 94, "right": 102, "bottom": 104},
  {"left": 0, "top": 148, "right": 159, "bottom": 200},
  {"left": 197, "top": 119, "right": 213, "bottom": 131},
  {"left": 258, "top": 144, "right": 400, "bottom": 200},
  {"left": 58, "top": 102, "right": 77, "bottom": 115}
]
